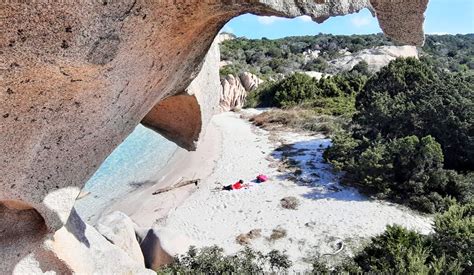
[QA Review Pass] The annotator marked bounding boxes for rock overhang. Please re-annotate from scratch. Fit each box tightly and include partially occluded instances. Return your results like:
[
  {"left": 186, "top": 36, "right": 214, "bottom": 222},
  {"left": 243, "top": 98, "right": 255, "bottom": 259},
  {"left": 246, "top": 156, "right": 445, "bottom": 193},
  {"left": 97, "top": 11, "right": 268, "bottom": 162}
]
[{"left": 0, "top": 0, "right": 430, "bottom": 273}]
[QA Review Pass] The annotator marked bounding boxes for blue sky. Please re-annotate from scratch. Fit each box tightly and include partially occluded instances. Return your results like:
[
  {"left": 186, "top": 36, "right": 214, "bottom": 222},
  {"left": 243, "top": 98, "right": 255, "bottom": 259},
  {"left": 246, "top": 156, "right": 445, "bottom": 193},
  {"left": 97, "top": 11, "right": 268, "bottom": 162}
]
[{"left": 221, "top": 0, "right": 474, "bottom": 39}]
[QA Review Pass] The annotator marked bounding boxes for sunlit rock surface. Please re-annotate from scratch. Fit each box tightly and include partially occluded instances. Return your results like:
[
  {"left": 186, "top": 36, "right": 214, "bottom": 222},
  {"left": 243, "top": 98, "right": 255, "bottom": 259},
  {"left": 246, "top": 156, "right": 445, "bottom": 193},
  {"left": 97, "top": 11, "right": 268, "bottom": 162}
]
[{"left": 1, "top": 0, "right": 429, "bottom": 273}]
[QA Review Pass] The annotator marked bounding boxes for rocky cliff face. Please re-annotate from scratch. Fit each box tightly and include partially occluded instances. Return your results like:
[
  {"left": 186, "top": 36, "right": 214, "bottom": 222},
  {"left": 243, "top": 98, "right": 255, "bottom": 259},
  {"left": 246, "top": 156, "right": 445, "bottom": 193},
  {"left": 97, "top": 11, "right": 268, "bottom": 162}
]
[
  {"left": 141, "top": 38, "right": 221, "bottom": 150},
  {"left": 219, "top": 72, "right": 263, "bottom": 111},
  {"left": 1, "top": 0, "right": 429, "bottom": 273}
]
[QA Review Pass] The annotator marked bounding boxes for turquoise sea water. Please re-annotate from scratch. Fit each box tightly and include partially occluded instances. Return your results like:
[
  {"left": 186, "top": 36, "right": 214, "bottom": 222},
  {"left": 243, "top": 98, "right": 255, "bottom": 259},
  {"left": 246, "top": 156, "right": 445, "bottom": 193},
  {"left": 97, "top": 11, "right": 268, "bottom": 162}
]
[
  {"left": 77, "top": 125, "right": 178, "bottom": 221},
  {"left": 84, "top": 125, "right": 178, "bottom": 191}
]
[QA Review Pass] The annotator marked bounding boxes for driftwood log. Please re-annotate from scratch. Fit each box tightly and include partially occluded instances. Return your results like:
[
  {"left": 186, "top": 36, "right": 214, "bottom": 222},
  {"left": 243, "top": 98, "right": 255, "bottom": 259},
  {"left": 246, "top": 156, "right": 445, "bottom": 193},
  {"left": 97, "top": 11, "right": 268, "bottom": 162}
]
[{"left": 152, "top": 179, "right": 200, "bottom": 195}]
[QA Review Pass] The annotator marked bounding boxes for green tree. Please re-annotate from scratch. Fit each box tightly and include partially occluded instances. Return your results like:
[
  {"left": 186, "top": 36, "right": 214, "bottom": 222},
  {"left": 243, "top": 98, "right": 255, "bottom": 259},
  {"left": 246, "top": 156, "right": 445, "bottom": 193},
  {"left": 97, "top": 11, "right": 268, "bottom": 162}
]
[{"left": 354, "top": 58, "right": 474, "bottom": 170}]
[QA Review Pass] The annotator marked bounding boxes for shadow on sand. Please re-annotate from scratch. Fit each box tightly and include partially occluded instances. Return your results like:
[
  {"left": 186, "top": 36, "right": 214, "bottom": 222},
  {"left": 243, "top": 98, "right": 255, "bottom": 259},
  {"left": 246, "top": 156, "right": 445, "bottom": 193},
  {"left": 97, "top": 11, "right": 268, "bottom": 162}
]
[{"left": 271, "top": 137, "right": 366, "bottom": 202}]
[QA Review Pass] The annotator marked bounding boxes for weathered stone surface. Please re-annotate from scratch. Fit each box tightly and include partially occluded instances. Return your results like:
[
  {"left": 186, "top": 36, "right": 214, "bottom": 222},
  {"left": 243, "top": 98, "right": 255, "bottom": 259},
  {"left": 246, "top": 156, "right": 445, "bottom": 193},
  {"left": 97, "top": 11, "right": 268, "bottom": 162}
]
[
  {"left": 139, "top": 229, "right": 174, "bottom": 270},
  {"left": 6, "top": 208, "right": 154, "bottom": 274},
  {"left": 240, "top": 72, "right": 264, "bottom": 92},
  {"left": 329, "top": 45, "right": 419, "bottom": 72},
  {"left": 96, "top": 211, "right": 145, "bottom": 265},
  {"left": 220, "top": 74, "right": 248, "bottom": 111},
  {"left": 139, "top": 227, "right": 193, "bottom": 270},
  {"left": 1, "top": 0, "right": 429, "bottom": 272},
  {"left": 141, "top": 37, "right": 221, "bottom": 150},
  {"left": 142, "top": 94, "right": 203, "bottom": 150},
  {"left": 371, "top": 0, "right": 429, "bottom": 46},
  {"left": 219, "top": 72, "right": 263, "bottom": 111}
]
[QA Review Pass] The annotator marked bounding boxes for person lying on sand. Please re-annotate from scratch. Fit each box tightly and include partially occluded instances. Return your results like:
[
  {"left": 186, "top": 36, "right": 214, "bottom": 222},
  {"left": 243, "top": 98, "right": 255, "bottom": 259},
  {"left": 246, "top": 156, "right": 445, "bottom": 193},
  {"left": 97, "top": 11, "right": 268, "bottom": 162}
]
[{"left": 216, "top": 180, "right": 248, "bottom": 191}]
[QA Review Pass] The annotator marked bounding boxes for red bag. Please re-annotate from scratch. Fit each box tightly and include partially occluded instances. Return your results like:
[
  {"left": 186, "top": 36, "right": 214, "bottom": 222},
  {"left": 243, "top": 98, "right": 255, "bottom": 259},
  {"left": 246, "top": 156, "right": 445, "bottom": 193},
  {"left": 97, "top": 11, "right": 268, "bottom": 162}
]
[{"left": 256, "top": 174, "right": 268, "bottom": 183}]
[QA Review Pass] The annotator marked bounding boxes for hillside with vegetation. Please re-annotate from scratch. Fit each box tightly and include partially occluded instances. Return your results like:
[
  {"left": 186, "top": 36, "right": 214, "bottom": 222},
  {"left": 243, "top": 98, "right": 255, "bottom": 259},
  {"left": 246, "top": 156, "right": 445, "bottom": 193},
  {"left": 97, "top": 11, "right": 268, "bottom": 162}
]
[
  {"left": 213, "top": 33, "right": 474, "bottom": 273},
  {"left": 220, "top": 34, "right": 473, "bottom": 215},
  {"left": 220, "top": 33, "right": 474, "bottom": 78}
]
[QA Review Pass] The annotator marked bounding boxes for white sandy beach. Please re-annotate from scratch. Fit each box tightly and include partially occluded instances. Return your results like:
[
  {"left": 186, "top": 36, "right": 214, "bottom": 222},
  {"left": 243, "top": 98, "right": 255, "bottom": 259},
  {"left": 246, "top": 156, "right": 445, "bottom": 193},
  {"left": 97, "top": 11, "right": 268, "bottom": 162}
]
[{"left": 101, "top": 110, "right": 432, "bottom": 271}]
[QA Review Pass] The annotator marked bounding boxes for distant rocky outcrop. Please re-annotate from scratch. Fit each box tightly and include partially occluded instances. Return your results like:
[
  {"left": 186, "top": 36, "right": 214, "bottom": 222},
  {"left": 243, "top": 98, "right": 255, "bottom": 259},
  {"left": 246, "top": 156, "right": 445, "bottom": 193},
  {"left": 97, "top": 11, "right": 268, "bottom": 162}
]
[
  {"left": 302, "top": 71, "right": 331, "bottom": 80},
  {"left": 329, "top": 45, "right": 419, "bottom": 72},
  {"left": 1, "top": 0, "right": 429, "bottom": 273},
  {"left": 217, "top": 32, "right": 236, "bottom": 43},
  {"left": 219, "top": 72, "right": 263, "bottom": 112},
  {"left": 240, "top": 72, "right": 264, "bottom": 91}
]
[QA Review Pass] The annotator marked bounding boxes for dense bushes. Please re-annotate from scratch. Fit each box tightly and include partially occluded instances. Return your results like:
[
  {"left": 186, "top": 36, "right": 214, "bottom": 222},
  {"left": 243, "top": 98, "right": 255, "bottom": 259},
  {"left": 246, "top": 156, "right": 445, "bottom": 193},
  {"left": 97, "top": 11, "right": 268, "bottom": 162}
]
[
  {"left": 325, "top": 134, "right": 472, "bottom": 213},
  {"left": 353, "top": 58, "right": 474, "bottom": 170},
  {"left": 309, "top": 202, "right": 472, "bottom": 274},
  {"left": 324, "top": 58, "right": 473, "bottom": 213},
  {"left": 431, "top": 202, "right": 474, "bottom": 273},
  {"left": 354, "top": 202, "right": 473, "bottom": 274},
  {"left": 354, "top": 225, "right": 431, "bottom": 273},
  {"left": 156, "top": 246, "right": 291, "bottom": 274},
  {"left": 245, "top": 71, "right": 365, "bottom": 117},
  {"left": 220, "top": 34, "right": 473, "bottom": 79}
]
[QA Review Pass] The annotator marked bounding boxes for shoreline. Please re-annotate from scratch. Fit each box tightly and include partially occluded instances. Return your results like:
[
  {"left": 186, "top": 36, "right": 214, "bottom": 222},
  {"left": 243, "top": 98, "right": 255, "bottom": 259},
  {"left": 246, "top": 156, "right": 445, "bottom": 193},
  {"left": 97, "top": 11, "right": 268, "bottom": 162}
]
[
  {"left": 84, "top": 110, "right": 433, "bottom": 272},
  {"left": 102, "top": 116, "right": 222, "bottom": 227}
]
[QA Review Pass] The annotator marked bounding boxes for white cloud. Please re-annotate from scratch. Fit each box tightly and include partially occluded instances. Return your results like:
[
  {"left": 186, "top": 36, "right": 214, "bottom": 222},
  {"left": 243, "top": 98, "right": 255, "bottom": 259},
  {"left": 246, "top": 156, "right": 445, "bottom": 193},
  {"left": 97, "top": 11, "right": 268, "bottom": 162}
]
[
  {"left": 257, "top": 16, "right": 284, "bottom": 25},
  {"left": 298, "top": 15, "right": 313, "bottom": 22},
  {"left": 350, "top": 15, "right": 373, "bottom": 27},
  {"left": 220, "top": 25, "right": 234, "bottom": 34},
  {"left": 427, "top": 32, "right": 450, "bottom": 35}
]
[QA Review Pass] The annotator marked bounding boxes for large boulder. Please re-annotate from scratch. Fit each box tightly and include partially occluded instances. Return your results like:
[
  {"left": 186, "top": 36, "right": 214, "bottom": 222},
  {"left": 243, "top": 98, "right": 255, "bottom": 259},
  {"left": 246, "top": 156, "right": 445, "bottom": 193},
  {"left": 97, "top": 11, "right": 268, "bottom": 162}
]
[
  {"left": 219, "top": 72, "right": 263, "bottom": 112},
  {"left": 240, "top": 72, "right": 264, "bottom": 92},
  {"left": 7, "top": 208, "right": 154, "bottom": 274},
  {"left": 96, "top": 211, "right": 145, "bottom": 265},
  {"left": 329, "top": 45, "right": 419, "bottom": 72},
  {"left": 139, "top": 228, "right": 193, "bottom": 270},
  {"left": 219, "top": 74, "right": 249, "bottom": 111},
  {"left": 1, "top": 0, "right": 429, "bottom": 272}
]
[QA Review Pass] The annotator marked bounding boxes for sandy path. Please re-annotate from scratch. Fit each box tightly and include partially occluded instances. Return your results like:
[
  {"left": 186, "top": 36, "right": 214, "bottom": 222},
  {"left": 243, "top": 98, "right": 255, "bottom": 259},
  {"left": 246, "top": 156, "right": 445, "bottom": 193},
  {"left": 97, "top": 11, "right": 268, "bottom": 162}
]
[{"left": 160, "top": 111, "right": 433, "bottom": 271}]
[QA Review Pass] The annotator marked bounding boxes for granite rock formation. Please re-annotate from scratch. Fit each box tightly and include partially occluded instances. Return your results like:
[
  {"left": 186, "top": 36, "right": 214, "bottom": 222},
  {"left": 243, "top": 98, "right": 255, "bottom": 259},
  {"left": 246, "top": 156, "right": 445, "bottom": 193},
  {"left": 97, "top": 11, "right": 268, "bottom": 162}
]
[
  {"left": 96, "top": 211, "right": 145, "bottom": 265},
  {"left": 240, "top": 72, "right": 264, "bottom": 92},
  {"left": 141, "top": 37, "right": 221, "bottom": 150},
  {"left": 1, "top": 0, "right": 429, "bottom": 273},
  {"left": 329, "top": 45, "right": 419, "bottom": 72},
  {"left": 219, "top": 72, "right": 263, "bottom": 111}
]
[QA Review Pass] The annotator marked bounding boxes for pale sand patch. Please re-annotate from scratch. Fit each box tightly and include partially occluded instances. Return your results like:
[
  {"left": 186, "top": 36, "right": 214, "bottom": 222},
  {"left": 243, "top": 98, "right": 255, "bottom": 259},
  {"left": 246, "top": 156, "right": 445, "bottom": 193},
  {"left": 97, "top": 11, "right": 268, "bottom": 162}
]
[{"left": 159, "top": 111, "right": 433, "bottom": 272}]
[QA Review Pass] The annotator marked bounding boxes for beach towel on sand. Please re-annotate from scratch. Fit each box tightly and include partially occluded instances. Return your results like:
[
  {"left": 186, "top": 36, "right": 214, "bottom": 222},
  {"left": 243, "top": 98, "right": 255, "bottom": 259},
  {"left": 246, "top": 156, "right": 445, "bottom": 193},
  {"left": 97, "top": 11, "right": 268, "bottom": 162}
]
[{"left": 256, "top": 174, "right": 268, "bottom": 183}]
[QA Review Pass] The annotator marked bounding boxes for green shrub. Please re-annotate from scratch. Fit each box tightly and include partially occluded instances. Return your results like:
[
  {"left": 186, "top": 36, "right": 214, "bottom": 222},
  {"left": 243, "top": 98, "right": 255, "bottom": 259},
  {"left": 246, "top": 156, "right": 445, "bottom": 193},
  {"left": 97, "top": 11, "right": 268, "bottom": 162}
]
[
  {"left": 157, "top": 245, "right": 291, "bottom": 274},
  {"left": 245, "top": 71, "right": 363, "bottom": 116},
  {"left": 354, "top": 225, "right": 431, "bottom": 273},
  {"left": 348, "top": 202, "right": 472, "bottom": 274},
  {"left": 431, "top": 202, "right": 474, "bottom": 273},
  {"left": 354, "top": 58, "right": 474, "bottom": 170},
  {"left": 273, "top": 72, "right": 319, "bottom": 107},
  {"left": 266, "top": 249, "right": 292, "bottom": 271},
  {"left": 325, "top": 133, "right": 469, "bottom": 213},
  {"left": 311, "top": 260, "right": 330, "bottom": 274},
  {"left": 325, "top": 58, "right": 473, "bottom": 213}
]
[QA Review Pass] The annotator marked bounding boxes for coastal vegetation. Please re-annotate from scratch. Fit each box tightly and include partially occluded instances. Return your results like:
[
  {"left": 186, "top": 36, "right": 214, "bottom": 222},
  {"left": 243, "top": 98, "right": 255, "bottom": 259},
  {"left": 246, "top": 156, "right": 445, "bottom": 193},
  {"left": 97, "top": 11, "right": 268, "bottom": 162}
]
[
  {"left": 222, "top": 34, "right": 473, "bottom": 273},
  {"left": 324, "top": 58, "right": 473, "bottom": 213},
  {"left": 156, "top": 246, "right": 291, "bottom": 274},
  {"left": 245, "top": 56, "right": 473, "bottom": 214},
  {"left": 220, "top": 34, "right": 474, "bottom": 79},
  {"left": 158, "top": 202, "right": 472, "bottom": 273}
]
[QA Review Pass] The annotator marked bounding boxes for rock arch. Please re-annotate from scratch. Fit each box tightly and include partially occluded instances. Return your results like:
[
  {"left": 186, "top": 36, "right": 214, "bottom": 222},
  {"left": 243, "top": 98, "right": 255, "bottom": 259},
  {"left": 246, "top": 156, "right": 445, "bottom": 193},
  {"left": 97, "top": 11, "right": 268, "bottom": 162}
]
[{"left": 1, "top": 0, "right": 428, "bottom": 272}]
